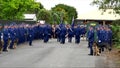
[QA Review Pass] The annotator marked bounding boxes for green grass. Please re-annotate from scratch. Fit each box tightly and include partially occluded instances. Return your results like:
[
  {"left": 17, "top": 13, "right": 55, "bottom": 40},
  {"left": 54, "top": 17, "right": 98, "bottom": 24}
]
[{"left": 116, "top": 46, "right": 120, "bottom": 49}]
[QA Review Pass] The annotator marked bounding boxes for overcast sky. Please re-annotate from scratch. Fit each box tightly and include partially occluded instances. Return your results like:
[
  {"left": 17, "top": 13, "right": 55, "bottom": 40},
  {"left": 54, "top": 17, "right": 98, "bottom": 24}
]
[{"left": 35, "top": 0, "right": 98, "bottom": 17}]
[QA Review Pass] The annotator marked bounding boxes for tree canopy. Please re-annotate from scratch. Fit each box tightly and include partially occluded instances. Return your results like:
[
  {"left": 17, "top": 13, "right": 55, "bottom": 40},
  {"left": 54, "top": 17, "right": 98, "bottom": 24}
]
[
  {"left": 0, "top": 0, "right": 41, "bottom": 20},
  {"left": 37, "top": 9, "right": 51, "bottom": 23},
  {"left": 92, "top": 0, "right": 120, "bottom": 14},
  {"left": 0, "top": 1, "right": 78, "bottom": 25},
  {"left": 51, "top": 4, "right": 77, "bottom": 24}
]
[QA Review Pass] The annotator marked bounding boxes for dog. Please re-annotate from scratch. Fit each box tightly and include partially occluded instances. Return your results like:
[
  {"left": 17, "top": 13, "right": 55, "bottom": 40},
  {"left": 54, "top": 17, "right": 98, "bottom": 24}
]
[{"left": 93, "top": 42, "right": 100, "bottom": 56}]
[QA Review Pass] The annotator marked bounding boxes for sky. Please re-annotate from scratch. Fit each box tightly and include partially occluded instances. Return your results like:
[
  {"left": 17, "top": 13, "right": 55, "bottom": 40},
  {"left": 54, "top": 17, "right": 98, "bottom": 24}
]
[{"left": 35, "top": 0, "right": 98, "bottom": 17}]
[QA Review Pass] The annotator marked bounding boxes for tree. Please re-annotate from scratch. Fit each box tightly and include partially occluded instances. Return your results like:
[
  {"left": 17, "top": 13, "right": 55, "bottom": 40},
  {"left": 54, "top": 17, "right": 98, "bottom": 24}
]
[
  {"left": 111, "top": 20, "right": 120, "bottom": 48},
  {"left": 92, "top": 0, "right": 120, "bottom": 14},
  {"left": 51, "top": 4, "right": 77, "bottom": 24},
  {"left": 37, "top": 9, "right": 51, "bottom": 23},
  {"left": 0, "top": 0, "right": 40, "bottom": 20},
  {"left": 25, "top": 2, "right": 44, "bottom": 14}
]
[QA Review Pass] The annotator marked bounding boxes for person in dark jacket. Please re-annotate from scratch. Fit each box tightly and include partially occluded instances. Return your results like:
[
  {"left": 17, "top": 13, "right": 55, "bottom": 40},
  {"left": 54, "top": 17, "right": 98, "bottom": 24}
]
[
  {"left": 74, "top": 25, "right": 81, "bottom": 44},
  {"left": 67, "top": 25, "right": 74, "bottom": 43},
  {"left": 87, "top": 26, "right": 94, "bottom": 55},
  {"left": 28, "top": 25, "right": 34, "bottom": 46},
  {"left": 59, "top": 25, "right": 67, "bottom": 44}
]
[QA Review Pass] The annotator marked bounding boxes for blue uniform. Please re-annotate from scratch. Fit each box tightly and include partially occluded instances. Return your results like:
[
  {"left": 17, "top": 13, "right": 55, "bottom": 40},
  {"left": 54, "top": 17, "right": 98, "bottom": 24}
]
[
  {"left": 3, "top": 28, "right": 9, "bottom": 51},
  {"left": 38, "top": 25, "right": 44, "bottom": 40},
  {"left": 60, "top": 26, "right": 67, "bottom": 44},
  {"left": 104, "top": 29, "right": 112, "bottom": 50},
  {"left": 18, "top": 27, "right": 24, "bottom": 43},
  {"left": 14, "top": 27, "right": 19, "bottom": 45},
  {"left": 28, "top": 27, "right": 34, "bottom": 46},
  {"left": 67, "top": 27, "right": 74, "bottom": 43},
  {"left": 0, "top": 29, "right": 3, "bottom": 53},
  {"left": 43, "top": 25, "right": 50, "bottom": 43},
  {"left": 55, "top": 26, "right": 61, "bottom": 42},
  {"left": 99, "top": 29, "right": 106, "bottom": 52},
  {"left": 9, "top": 28, "right": 16, "bottom": 49},
  {"left": 74, "top": 26, "right": 81, "bottom": 44},
  {"left": 87, "top": 29, "right": 94, "bottom": 55}
]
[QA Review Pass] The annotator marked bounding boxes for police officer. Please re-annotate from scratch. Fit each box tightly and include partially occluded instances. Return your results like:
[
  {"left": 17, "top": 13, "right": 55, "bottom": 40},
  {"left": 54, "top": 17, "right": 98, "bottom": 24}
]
[
  {"left": 28, "top": 25, "right": 34, "bottom": 46},
  {"left": 81, "top": 26, "right": 86, "bottom": 40},
  {"left": 74, "top": 25, "right": 81, "bottom": 44},
  {"left": 104, "top": 26, "right": 112, "bottom": 51},
  {"left": 9, "top": 24, "right": 16, "bottom": 49},
  {"left": 13, "top": 24, "right": 19, "bottom": 49},
  {"left": 3, "top": 25, "right": 9, "bottom": 52},
  {"left": 0, "top": 24, "right": 3, "bottom": 53},
  {"left": 59, "top": 25, "right": 67, "bottom": 44},
  {"left": 43, "top": 24, "right": 50, "bottom": 43},
  {"left": 48, "top": 25, "right": 53, "bottom": 38},
  {"left": 87, "top": 26, "right": 94, "bottom": 55},
  {"left": 55, "top": 25, "right": 61, "bottom": 42},
  {"left": 67, "top": 25, "right": 74, "bottom": 43},
  {"left": 38, "top": 24, "right": 44, "bottom": 40}
]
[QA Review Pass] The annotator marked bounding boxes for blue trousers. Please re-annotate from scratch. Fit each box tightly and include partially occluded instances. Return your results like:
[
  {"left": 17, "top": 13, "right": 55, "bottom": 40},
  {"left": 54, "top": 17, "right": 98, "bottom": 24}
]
[
  {"left": 29, "top": 37, "right": 33, "bottom": 46},
  {"left": 88, "top": 42, "right": 93, "bottom": 55},
  {"left": 44, "top": 34, "right": 49, "bottom": 43},
  {"left": 3, "top": 39, "right": 8, "bottom": 51},
  {"left": 75, "top": 35, "right": 80, "bottom": 44}
]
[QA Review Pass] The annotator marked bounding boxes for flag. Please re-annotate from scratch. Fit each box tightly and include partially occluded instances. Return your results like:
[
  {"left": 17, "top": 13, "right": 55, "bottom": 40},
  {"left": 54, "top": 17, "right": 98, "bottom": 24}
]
[{"left": 71, "top": 16, "right": 74, "bottom": 27}]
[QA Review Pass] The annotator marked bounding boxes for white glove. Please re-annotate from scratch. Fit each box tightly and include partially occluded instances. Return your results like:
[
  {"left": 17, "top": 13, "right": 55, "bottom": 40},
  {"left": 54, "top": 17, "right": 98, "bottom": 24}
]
[{"left": 98, "top": 40, "right": 101, "bottom": 42}]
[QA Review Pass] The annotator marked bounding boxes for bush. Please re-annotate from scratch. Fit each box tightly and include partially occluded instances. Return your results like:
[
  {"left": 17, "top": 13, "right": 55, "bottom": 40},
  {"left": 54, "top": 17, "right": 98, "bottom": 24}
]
[{"left": 111, "top": 20, "right": 120, "bottom": 48}]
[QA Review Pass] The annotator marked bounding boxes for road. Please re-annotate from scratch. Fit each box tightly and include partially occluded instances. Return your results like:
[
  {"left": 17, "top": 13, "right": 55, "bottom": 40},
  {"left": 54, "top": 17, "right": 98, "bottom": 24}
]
[{"left": 0, "top": 38, "right": 117, "bottom": 68}]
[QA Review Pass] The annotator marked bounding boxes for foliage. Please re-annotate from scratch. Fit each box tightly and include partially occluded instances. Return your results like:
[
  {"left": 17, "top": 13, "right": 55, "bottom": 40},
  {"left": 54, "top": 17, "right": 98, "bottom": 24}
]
[
  {"left": 51, "top": 4, "right": 77, "bottom": 24},
  {"left": 0, "top": 0, "right": 40, "bottom": 20},
  {"left": 111, "top": 20, "right": 120, "bottom": 48},
  {"left": 25, "top": 2, "right": 44, "bottom": 14},
  {"left": 37, "top": 9, "right": 51, "bottom": 23},
  {"left": 49, "top": 10, "right": 62, "bottom": 24},
  {"left": 92, "top": 0, "right": 120, "bottom": 14}
]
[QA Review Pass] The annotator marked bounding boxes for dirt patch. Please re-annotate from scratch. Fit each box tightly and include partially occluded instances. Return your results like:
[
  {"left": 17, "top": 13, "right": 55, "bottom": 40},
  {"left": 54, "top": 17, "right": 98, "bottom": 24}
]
[{"left": 104, "top": 48, "right": 120, "bottom": 67}]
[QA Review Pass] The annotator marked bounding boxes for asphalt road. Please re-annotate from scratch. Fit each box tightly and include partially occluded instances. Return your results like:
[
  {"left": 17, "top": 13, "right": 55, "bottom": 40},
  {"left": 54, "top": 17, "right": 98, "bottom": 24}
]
[{"left": 0, "top": 38, "right": 117, "bottom": 68}]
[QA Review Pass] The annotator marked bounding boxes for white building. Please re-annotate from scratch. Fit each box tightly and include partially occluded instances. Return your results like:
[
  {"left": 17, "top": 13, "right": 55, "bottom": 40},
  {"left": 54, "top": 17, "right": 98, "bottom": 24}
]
[
  {"left": 24, "top": 14, "right": 37, "bottom": 21},
  {"left": 76, "top": 9, "right": 120, "bottom": 25},
  {"left": 77, "top": 9, "right": 120, "bottom": 20}
]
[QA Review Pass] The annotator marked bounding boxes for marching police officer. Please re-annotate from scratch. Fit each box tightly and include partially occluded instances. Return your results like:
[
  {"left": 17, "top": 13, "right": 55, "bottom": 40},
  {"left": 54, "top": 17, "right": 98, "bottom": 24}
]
[
  {"left": 38, "top": 24, "right": 44, "bottom": 40},
  {"left": 67, "top": 25, "right": 74, "bottom": 43},
  {"left": 81, "top": 26, "right": 86, "bottom": 40},
  {"left": 55, "top": 25, "right": 61, "bottom": 42},
  {"left": 43, "top": 24, "right": 50, "bottom": 43},
  {"left": 74, "top": 25, "right": 81, "bottom": 44},
  {"left": 59, "top": 25, "right": 67, "bottom": 44}
]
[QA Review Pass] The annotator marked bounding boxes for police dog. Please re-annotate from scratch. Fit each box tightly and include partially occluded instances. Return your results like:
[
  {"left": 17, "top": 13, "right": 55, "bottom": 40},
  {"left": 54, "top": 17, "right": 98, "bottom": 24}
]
[{"left": 93, "top": 42, "right": 100, "bottom": 56}]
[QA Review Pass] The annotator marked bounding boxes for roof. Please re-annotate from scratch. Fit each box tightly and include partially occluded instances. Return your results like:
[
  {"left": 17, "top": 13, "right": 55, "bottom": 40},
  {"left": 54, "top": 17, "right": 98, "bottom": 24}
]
[
  {"left": 24, "top": 14, "right": 37, "bottom": 21},
  {"left": 77, "top": 9, "right": 120, "bottom": 20}
]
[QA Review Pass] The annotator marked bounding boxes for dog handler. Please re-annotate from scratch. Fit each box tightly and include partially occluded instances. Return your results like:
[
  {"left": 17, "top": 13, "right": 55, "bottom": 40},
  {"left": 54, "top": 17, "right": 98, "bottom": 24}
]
[{"left": 87, "top": 26, "right": 95, "bottom": 55}]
